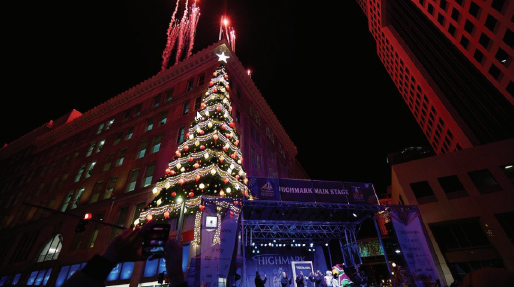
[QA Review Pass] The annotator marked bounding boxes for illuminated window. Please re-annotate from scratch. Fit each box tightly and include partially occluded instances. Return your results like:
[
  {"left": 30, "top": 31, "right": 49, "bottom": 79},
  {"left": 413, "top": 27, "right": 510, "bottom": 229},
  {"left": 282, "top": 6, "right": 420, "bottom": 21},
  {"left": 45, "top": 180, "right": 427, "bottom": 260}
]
[
  {"left": 145, "top": 118, "right": 154, "bottom": 132},
  {"left": 136, "top": 140, "right": 148, "bottom": 159},
  {"left": 142, "top": 164, "right": 155, "bottom": 187},
  {"left": 151, "top": 135, "right": 162, "bottom": 153},
  {"left": 183, "top": 100, "right": 190, "bottom": 115},
  {"left": 115, "top": 149, "right": 127, "bottom": 166},
  {"left": 90, "top": 181, "right": 104, "bottom": 203},
  {"left": 37, "top": 235, "right": 63, "bottom": 262},
  {"left": 177, "top": 126, "right": 185, "bottom": 143},
  {"left": 125, "top": 126, "right": 134, "bottom": 140},
  {"left": 126, "top": 170, "right": 140, "bottom": 192}
]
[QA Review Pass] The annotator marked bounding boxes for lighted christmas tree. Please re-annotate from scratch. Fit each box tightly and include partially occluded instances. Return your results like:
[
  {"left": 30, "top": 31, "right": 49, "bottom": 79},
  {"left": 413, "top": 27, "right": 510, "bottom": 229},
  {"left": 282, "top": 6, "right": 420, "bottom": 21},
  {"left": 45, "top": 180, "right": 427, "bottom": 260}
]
[{"left": 139, "top": 55, "right": 250, "bottom": 224}]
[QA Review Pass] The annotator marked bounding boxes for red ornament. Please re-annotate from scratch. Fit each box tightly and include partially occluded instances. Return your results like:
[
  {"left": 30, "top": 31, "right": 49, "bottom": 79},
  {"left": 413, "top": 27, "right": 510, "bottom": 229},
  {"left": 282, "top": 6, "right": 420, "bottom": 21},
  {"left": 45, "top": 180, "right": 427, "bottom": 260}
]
[
  {"left": 179, "top": 179, "right": 185, "bottom": 185},
  {"left": 147, "top": 214, "right": 153, "bottom": 221},
  {"left": 213, "top": 88, "right": 218, "bottom": 93},
  {"left": 229, "top": 122, "right": 235, "bottom": 127},
  {"left": 200, "top": 145, "right": 205, "bottom": 150},
  {"left": 189, "top": 157, "right": 194, "bottom": 162},
  {"left": 172, "top": 192, "right": 177, "bottom": 197},
  {"left": 166, "top": 168, "right": 172, "bottom": 174},
  {"left": 199, "top": 205, "right": 205, "bottom": 211},
  {"left": 164, "top": 210, "right": 170, "bottom": 219},
  {"left": 188, "top": 192, "right": 194, "bottom": 197},
  {"left": 221, "top": 124, "right": 226, "bottom": 130},
  {"left": 195, "top": 175, "right": 201, "bottom": 181},
  {"left": 223, "top": 177, "right": 229, "bottom": 184},
  {"left": 209, "top": 81, "right": 214, "bottom": 86},
  {"left": 224, "top": 75, "right": 229, "bottom": 79},
  {"left": 216, "top": 106, "right": 221, "bottom": 112},
  {"left": 184, "top": 145, "right": 189, "bottom": 151},
  {"left": 200, "top": 130, "right": 205, "bottom": 135}
]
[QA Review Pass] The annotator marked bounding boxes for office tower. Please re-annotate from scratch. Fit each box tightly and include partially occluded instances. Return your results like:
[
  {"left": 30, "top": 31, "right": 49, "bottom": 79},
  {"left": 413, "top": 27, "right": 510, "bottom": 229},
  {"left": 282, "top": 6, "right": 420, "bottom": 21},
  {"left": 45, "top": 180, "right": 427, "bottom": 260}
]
[{"left": 357, "top": 0, "right": 514, "bottom": 284}]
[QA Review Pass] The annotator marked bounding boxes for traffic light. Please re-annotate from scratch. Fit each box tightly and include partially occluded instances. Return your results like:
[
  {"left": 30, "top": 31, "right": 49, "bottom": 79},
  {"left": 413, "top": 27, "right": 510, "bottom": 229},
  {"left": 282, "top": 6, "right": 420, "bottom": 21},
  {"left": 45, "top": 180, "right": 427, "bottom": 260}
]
[{"left": 75, "top": 213, "right": 92, "bottom": 233}]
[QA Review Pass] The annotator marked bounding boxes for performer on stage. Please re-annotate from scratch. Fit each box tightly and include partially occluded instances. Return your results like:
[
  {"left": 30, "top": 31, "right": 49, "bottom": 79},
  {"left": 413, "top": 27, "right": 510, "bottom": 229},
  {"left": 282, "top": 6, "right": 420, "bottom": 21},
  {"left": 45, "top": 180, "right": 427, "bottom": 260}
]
[
  {"left": 309, "top": 270, "right": 324, "bottom": 287},
  {"left": 296, "top": 271, "right": 306, "bottom": 287},
  {"left": 255, "top": 271, "right": 267, "bottom": 287},
  {"left": 281, "top": 271, "right": 292, "bottom": 287}
]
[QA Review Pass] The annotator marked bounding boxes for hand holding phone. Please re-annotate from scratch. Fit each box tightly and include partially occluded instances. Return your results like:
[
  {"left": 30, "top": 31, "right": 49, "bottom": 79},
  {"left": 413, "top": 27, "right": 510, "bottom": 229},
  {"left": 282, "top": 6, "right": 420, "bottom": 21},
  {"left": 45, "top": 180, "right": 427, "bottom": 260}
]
[{"left": 142, "top": 223, "right": 171, "bottom": 256}]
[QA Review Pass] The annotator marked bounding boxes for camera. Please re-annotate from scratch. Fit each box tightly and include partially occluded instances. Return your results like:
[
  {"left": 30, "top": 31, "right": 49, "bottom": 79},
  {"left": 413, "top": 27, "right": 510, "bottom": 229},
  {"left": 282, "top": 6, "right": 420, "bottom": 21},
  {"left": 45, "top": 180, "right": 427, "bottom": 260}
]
[{"left": 142, "top": 223, "right": 171, "bottom": 256}]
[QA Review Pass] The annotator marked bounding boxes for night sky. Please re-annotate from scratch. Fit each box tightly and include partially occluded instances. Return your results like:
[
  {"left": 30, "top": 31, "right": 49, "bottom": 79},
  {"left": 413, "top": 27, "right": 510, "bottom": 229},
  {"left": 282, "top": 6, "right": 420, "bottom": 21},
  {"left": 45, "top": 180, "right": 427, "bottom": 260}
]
[{"left": 2, "top": 0, "right": 430, "bottom": 195}]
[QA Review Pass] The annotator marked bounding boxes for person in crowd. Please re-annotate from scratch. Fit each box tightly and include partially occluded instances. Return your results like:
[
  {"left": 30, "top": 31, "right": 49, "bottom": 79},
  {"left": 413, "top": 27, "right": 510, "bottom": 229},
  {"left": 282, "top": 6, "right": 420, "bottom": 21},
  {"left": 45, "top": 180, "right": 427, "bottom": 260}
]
[
  {"left": 296, "top": 271, "right": 306, "bottom": 287},
  {"left": 255, "top": 271, "right": 267, "bottom": 287},
  {"left": 281, "top": 271, "right": 292, "bottom": 287},
  {"left": 309, "top": 270, "right": 324, "bottom": 287},
  {"left": 332, "top": 272, "right": 340, "bottom": 287},
  {"left": 62, "top": 220, "right": 186, "bottom": 287}
]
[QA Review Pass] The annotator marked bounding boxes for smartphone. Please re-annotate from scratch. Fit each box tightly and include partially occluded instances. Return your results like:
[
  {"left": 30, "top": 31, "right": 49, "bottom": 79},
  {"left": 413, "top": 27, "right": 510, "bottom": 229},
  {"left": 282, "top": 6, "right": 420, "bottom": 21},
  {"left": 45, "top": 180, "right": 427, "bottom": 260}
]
[{"left": 142, "top": 223, "right": 171, "bottom": 256}]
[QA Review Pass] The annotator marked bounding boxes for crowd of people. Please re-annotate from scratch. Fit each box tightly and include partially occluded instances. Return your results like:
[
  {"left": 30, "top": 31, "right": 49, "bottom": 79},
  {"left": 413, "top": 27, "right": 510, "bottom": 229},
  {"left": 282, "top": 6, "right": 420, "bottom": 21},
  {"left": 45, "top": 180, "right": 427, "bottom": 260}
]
[{"left": 58, "top": 220, "right": 514, "bottom": 287}]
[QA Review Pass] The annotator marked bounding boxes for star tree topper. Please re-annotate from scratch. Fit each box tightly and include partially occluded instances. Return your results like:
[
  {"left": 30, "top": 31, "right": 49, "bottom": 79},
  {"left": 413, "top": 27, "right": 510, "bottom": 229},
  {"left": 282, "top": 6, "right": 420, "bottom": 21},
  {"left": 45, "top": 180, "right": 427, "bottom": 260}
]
[{"left": 217, "top": 51, "right": 230, "bottom": 63}]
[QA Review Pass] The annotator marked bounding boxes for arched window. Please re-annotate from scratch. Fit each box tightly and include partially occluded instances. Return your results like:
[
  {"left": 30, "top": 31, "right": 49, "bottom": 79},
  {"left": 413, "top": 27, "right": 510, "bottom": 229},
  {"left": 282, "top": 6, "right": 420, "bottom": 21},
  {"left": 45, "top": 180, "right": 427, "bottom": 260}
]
[{"left": 37, "top": 234, "right": 63, "bottom": 262}]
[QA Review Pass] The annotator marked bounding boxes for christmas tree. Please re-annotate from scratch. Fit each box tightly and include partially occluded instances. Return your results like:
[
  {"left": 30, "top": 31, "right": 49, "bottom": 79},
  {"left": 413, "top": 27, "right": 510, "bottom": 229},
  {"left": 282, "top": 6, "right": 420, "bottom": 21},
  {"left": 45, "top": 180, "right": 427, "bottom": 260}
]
[{"left": 138, "top": 58, "right": 250, "bottom": 224}]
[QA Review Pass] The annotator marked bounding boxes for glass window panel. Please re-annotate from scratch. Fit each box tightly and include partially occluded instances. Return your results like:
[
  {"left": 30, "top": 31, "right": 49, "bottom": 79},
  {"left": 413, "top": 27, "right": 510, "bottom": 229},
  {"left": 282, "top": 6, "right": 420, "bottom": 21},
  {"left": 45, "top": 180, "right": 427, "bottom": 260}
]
[
  {"left": 144, "top": 257, "right": 159, "bottom": 277},
  {"left": 120, "top": 262, "right": 135, "bottom": 280},
  {"left": 55, "top": 266, "right": 70, "bottom": 287},
  {"left": 106, "top": 263, "right": 122, "bottom": 281}
]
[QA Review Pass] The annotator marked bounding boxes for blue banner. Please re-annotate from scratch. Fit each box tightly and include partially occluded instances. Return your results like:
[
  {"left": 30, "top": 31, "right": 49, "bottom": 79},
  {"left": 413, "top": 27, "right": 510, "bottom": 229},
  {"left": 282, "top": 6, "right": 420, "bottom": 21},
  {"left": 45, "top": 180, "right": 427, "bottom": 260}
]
[
  {"left": 279, "top": 179, "right": 316, "bottom": 202},
  {"left": 248, "top": 177, "right": 377, "bottom": 205},
  {"left": 312, "top": 180, "right": 349, "bottom": 204},
  {"left": 248, "top": 177, "right": 281, "bottom": 200}
]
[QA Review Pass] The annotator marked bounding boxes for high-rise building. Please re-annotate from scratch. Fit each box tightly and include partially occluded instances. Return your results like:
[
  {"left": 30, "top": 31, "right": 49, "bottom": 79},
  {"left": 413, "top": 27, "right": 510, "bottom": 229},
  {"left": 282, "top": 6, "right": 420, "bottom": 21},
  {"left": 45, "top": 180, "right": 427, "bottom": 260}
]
[
  {"left": 0, "top": 41, "right": 309, "bottom": 286},
  {"left": 355, "top": 0, "right": 514, "bottom": 285},
  {"left": 356, "top": 0, "right": 514, "bottom": 154}
]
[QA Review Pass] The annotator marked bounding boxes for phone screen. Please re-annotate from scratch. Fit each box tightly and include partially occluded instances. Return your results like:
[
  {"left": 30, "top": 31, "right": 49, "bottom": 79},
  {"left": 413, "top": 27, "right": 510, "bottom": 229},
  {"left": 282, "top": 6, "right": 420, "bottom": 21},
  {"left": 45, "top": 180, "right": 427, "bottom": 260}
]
[{"left": 142, "top": 223, "right": 170, "bottom": 256}]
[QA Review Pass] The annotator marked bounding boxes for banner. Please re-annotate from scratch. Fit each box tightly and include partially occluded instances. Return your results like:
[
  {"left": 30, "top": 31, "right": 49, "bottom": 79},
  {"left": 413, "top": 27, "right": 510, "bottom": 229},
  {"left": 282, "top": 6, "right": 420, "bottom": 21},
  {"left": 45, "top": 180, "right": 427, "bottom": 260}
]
[
  {"left": 292, "top": 261, "right": 313, "bottom": 287},
  {"left": 312, "top": 180, "right": 349, "bottom": 204},
  {"left": 279, "top": 179, "right": 315, "bottom": 202},
  {"left": 244, "top": 247, "right": 324, "bottom": 287},
  {"left": 390, "top": 207, "right": 440, "bottom": 287},
  {"left": 344, "top": 182, "right": 379, "bottom": 205},
  {"left": 248, "top": 177, "right": 377, "bottom": 205},
  {"left": 248, "top": 177, "right": 281, "bottom": 200},
  {"left": 199, "top": 201, "right": 240, "bottom": 287}
]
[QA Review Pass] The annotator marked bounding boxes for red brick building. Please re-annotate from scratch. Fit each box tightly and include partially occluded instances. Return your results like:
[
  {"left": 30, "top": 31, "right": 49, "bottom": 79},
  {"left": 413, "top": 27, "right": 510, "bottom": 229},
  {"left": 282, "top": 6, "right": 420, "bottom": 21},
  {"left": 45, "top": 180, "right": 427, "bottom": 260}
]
[{"left": 0, "top": 40, "right": 309, "bottom": 286}]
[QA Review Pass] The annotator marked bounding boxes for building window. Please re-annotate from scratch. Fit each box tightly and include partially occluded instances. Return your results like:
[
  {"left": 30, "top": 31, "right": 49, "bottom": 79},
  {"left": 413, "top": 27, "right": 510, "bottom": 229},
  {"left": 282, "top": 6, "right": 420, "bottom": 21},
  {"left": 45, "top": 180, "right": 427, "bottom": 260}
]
[
  {"left": 164, "top": 88, "right": 174, "bottom": 102},
  {"left": 85, "top": 161, "right": 96, "bottom": 178},
  {"left": 103, "top": 153, "right": 114, "bottom": 171},
  {"left": 495, "top": 212, "right": 514, "bottom": 244},
  {"left": 195, "top": 96, "right": 202, "bottom": 110},
  {"left": 177, "top": 126, "right": 185, "bottom": 143},
  {"left": 468, "top": 169, "right": 502, "bottom": 194},
  {"left": 484, "top": 14, "right": 498, "bottom": 32},
  {"left": 488, "top": 64, "right": 502, "bottom": 80},
  {"left": 26, "top": 268, "right": 53, "bottom": 286},
  {"left": 74, "top": 164, "right": 86, "bottom": 182},
  {"left": 11, "top": 231, "right": 39, "bottom": 263},
  {"left": 107, "top": 262, "right": 135, "bottom": 281},
  {"left": 451, "top": 8, "right": 460, "bottom": 22},
  {"left": 113, "top": 132, "right": 122, "bottom": 145},
  {"left": 96, "top": 140, "right": 105, "bottom": 153},
  {"left": 96, "top": 123, "right": 105, "bottom": 134},
  {"left": 198, "top": 73, "right": 205, "bottom": 86},
  {"left": 474, "top": 49, "right": 484, "bottom": 64},
  {"left": 468, "top": 1, "right": 480, "bottom": 18},
  {"left": 113, "top": 207, "right": 129, "bottom": 238},
  {"left": 409, "top": 181, "right": 437, "bottom": 204},
  {"left": 136, "top": 140, "right": 148, "bottom": 159},
  {"left": 125, "top": 127, "right": 134, "bottom": 140},
  {"left": 87, "top": 213, "right": 104, "bottom": 248},
  {"left": 61, "top": 191, "right": 74, "bottom": 212},
  {"left": 437, "top": 175, "right": 468, "bottom": 199},
  {"left": 105, "top": 177, "right": 117, "bottom": 199},
  {"left": 152, "top": 134, "right": 162, "bottom": 154},
  {"left": 479, "top": 33, "right": 491, "bottom": 50},
  {"left": 126, "top": 170, "right": 140, "bottom": 192},
  {"left": 182, "top": 100, "right": 190, "bottom": 115},
  {"left": 115, "top": 149, "right": 127, "bottom": 167},
  {"left": 159, "top": 111, "right": 168, "bottom": 125},
  {"left": 152, "top": 95, "right": 161, "bottom": 108},
  {"left": 186, "top": 78, "right": 194, "bottom": 91},
  {"left": 142, "top": 164, "right": 155, "bottom": 187},
  {"left": 491, "top": 0, "right": 505, "bottom": 12},
  {"left": 86, "top": 143, "right": 95, "bottom": 157},
  {"left": 460, "top": 35, "right": 470, "bottom": 49},
  {"left": 503, "top": 29, "right": 513, "bottom": 48},
  {"left": 71, "top": 188, "right": 85, "bottom": 209},
  {"left": 145, "top": 118, "right": 154, "bottom": 132},
  {"left": 133, "top": 104, "right": 142, "bottom": 117},
  {"left": 90, "top": 181, "right": 104, "bottom": 203},
  {"left": 464, "top": 19, "right": 475, "bottom": 35},
  {"left": 495, "top": 48, "right": 510, "bottom": 66},
  {"left": 37, "top": 234, "right": 63, "bottom": 262},
  {"left": 430, "top": 218, "right": 490, "bottom": 253}
]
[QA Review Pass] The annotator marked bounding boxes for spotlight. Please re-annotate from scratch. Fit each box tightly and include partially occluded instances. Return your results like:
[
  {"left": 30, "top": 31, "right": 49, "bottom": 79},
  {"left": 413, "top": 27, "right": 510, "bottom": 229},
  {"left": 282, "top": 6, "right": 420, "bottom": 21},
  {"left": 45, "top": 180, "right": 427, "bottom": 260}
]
[
  {"left": 352, "top": 213, "right": 358, "bottom": 217},
  {"left": 395, "top": 249, "right": 401, "bottom": 254}
]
